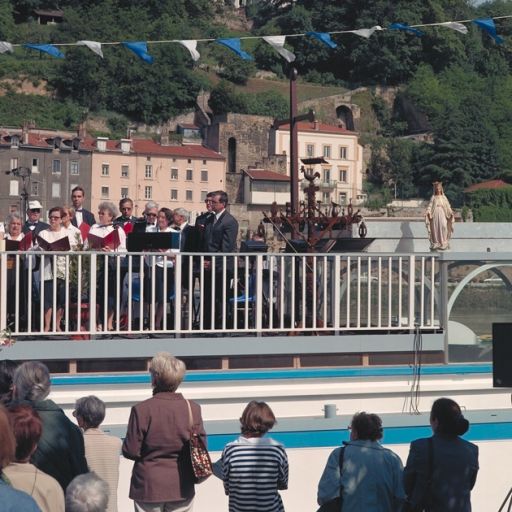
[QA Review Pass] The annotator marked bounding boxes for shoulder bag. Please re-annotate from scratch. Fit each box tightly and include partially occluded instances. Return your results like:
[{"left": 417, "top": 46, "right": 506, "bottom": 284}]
[
  {"left": 185, "top": 399, "right": 212, "bottom": 483},
  {"left": 317, "top": 446, "right": 345, "bottom": 512}
]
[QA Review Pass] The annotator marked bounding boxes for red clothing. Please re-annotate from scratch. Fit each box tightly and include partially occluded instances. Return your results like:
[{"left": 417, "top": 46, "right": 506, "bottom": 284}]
[{"left": 122, "top": 392, "right": 206, "bottom": 503}]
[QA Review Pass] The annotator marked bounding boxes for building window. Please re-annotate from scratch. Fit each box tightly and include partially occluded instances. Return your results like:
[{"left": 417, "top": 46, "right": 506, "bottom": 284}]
[
  {"left": 323, "top": 145, "right": 331, "bottom": 158},
  {"left": 186, "top": 169, "right": 193, "bottom": 181},
  {"left": 121, "top": 187, "right": 129, "bottom": 198},
  {"left": 187, "top": 159, "right": 192, "bottom": 164},
  {"left": 52, "top": 159, "right": 61, "bottom": 174},
  {"left": 10, "top": 157, "right": 18, "bottom": 170},
  {"left": 186, "top": 190, "right": 193, "bottom": 201},
  {"left": 339, "top": 169, "right": 347, "bottom": 183},
  {"left": 10, "top": 136, "right": 19, "bottom": 148},
  {"left": 101, "top": 186, "right": 109, "bottom": 198},
  {"left": 145, "top": 164, "right": 153, "bottom": 179},
  {"left": 144, "top": 186, "right": 152, "bottom": 200},
  {"left": 170, "top": 168, "right": 178, "bottom": 180},
  {"left": 52, "top": 182, "right": 61, "bottom": 198},
  {"left": 201, "top": 170, "right": 208, "bottom": 182},
  {"left": 121, "top": 165, "right": 129, "bottom": 178},
  {"left": 203, "top": 159, "right": 207, "bottom": 165},
  {"left": 322, "top": 192, "right": 330, "bottom": 204},
  {"left": 200, "top": 190, "right": 208, "bottom": 201},
  {"left": 70, "top": 161, "right": 80, "bottom": 175},
  {"left": 101, "top": 163, "right": 109, "bottom": 176},
  {"left": 306, "top": 144, "right": 314, "bottom": 157},
  {"left": 170, "top": 189, "right": 178, "bottom": 201},
  {"left": 32, "top": 158, "right": 39, "bottom": 173},
  {"left": 339, "top": 192, "right": 347, "bottom": 205},
  {"left": 339, "top": 146, "right": 348, "bottom": 159},
  {"left": 31, "top": 182, "right": 39, "bottom": 196},
  {"left": 323, "top": 168, "right": 330, "bottom": 182},
  {"left": 9, "top": 180, "right": 18, "bottom": 196}
]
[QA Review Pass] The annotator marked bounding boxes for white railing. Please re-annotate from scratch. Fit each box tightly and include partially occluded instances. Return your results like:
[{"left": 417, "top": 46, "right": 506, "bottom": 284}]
[{"left": 0, "top": 251, "right": 440, "bottom": 338}]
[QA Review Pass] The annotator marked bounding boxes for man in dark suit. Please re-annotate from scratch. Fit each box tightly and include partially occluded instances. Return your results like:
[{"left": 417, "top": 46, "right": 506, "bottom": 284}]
[
  {"left": 22, "top": 200, "right": 49, "bottom": 238},
  {"left": 202, "top": 190, "right": 239, "bottom": 330},
  {"left": 71, "top": 186, "right": 96, "bottom": 227},
  {"left": 132, "top": 201, "right": 158, "bottom": 233},
  {"left": 22, "top": 200, "right": 50, "bottom": 331},
  {"left": 115, "top": 197, "right": 137, "bottom": 226}
]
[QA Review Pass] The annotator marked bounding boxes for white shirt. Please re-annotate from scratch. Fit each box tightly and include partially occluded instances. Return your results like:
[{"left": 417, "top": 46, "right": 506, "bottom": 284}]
[{"left": 75, "top": 209, "right": 83, "bottom": 227}]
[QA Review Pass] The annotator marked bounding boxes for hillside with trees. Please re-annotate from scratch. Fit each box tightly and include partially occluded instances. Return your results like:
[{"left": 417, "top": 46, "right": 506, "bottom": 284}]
[{"left": 1, "top": 0, "right": 512, "bottom": 208}]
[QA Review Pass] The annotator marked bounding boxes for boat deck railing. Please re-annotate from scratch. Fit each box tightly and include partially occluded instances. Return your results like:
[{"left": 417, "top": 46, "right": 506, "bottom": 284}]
[{"left": 0, "top": 251, "right": 443, "bottom": 369}]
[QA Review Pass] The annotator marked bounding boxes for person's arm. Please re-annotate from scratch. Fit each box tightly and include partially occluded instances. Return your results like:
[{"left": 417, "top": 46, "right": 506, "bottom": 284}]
[
  {"left": 69, "top": 420, "right": 89, "bottom": 476},
  {"left": 212, "top": 456, "right": 224, "bottom": 479},
  {"left": 469, "top": 445, "right": 479, "bottom": 490},
  {"left": 277, "top": 447, "right": 289, "bottom": 490},
  {"left": 317, "top": 448, "right": 341, "bottom": 505},
  {"left": 122, "top": 406, "right": 145, "bottom": 460},
  {"left": 221, "top": 217, "right": 239, "bottom": 253}
]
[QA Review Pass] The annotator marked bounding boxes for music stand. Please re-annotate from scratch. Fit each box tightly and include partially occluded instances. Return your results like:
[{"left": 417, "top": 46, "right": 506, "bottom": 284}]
[{"left": 127, "top": 232, "right": 180, "bottom": 252}]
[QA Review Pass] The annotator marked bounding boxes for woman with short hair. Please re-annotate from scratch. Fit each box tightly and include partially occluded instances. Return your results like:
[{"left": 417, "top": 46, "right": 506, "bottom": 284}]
[
  {"left": 213, "top": 401, "right": 288, "bottom": 512},
  {"left": 404, "top": 398, "right": 479, "bottom": 511},
  {"left": 74, "top": 395, "right": 121, "bottom": 512},
  {"left": 317, "top": 411, "right": 405, "bottom": 511},
  {"left": 122, "top": 352, "right": 206, "bottom": 512},
  {"left": 87, "top": 202, "right": 126, "bottom": 333},
  {"left": 3, "top": 404, "right": 64, "bottom": 512},
  {"left": 12, "top": 361, "right": 88, "bottom": 490},
  {"left": 0, "top": 404, "right": 41, "bottom": 511}
]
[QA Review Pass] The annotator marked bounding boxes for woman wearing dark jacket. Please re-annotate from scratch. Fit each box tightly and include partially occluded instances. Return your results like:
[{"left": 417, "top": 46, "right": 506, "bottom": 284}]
[
  {"left": 12, "top": 361, "right": 88, "bottom": 490},
  {"left": 123, "top": 352, "right": 206, "bottom": 512},
  {"left": 403, "top": 398, "right": 479, "bottom": 512}
]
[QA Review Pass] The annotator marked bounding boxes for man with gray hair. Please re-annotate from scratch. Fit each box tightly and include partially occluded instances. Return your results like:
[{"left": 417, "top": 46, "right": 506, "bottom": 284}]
[
  {"left": 65, "top": 473, "right": 109, "bottom": 512},
  {"left": 73, "top": 396, "right": 121, "bottom": 512},
  {"left": 133, "top": 201, "right": 159, "bottom": 233}
]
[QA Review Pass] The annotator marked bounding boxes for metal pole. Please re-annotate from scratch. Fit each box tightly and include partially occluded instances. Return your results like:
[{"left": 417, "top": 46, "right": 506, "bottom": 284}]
[{"left": 289, "top": 67, "right": 298, "bottom": 216}]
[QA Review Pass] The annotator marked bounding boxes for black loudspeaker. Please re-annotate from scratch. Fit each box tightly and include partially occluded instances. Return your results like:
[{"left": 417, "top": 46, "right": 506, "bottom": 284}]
[{"left": 492, "top": 323, "right": 512, "bottom": 388}]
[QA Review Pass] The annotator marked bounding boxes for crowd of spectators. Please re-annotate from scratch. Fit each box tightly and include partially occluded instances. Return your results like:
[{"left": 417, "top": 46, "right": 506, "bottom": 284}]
[{"left": 0, "top": 354, "right": 480, "bottom": 512}]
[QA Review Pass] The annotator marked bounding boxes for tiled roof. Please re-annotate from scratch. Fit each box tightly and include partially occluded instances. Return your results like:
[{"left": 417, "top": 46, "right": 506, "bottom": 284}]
[
  {"left": 244, "top": 169, "right": 290, "bottom": 182},
  {"left": 276, "top": 121, "right": 356, "bottom": 135},
  {"left": 130, "top": 139, "right": 224, "bottom": 159},
  {"left": 464, "top": 179, "right": 511, "bottom": 192},
  {"left": 0, "top": 130, "right": 224, "bottom": 160},
  {"left": 179, "top": 123, "right": 200, "bottom": 130}
]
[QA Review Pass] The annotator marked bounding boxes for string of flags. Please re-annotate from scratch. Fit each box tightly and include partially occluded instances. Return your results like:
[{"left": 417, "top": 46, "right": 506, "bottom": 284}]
[{"left": 0, "top": 15, "right": 509, "bottom": 64}]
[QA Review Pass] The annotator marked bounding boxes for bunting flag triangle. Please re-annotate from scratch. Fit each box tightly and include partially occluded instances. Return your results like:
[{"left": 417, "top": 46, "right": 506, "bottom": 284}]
[
  {"left": 216, "top": 38, "right": 253, "bottom": 60},
  {"left": 0, "top": 42, "right": 13, "bottom": 54},
  {"left": 473, "top": 18, "right": 504, "bottom": 44},
  {"left": 350, "top": 26, "right": 383, "bottom": 39},
  {"left": 439, "top": 22, "right": 468, "bottom": 34},
  {"left": 263, "top": 35, "right": 296, "bottom": 63},
  {"left": 77, "top": 40, "right": 104, "bottom": 58},
  {"left": 177, "top": 40, "right": 200, "bottom": 61},
  {"left": 122, "top": 41, "right": 154, "bottom": 63},
  {"left": 307, "top": 32, "right": 337, "bottom": 49},
  {"left": 24, "top": 43, "right": 64, "bottom": 58},
  {"left": 389, "top": 23, "right": 424, "bottom": 37}
]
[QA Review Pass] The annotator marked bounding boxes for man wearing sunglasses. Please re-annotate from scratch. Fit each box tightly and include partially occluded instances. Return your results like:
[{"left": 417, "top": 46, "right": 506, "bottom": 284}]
[
  {"left": 133, "top": 201, "right": 159, "bottom": 233},
  {"left": 22, "top": 200, "right": 49, "bottom": 238}
]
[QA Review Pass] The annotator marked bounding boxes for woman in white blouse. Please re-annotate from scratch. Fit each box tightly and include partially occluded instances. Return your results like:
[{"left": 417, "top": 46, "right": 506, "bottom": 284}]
[
  {"left": 87, "top": 202, "right": 126, "bottom": 334},
  {"left": 37, "top": 206, "right": 72, "bottom": 332}
]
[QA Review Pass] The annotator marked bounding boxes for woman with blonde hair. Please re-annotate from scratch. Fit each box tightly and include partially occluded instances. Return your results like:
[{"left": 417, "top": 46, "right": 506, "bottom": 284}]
[{"left": 123, "top": 352, "right": 207, "bottom": 512}]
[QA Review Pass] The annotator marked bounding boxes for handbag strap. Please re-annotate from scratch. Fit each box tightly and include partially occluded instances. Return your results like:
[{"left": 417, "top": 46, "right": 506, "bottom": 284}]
[{"left": 185, "top": 399, "right": 194, "bottom": 435}]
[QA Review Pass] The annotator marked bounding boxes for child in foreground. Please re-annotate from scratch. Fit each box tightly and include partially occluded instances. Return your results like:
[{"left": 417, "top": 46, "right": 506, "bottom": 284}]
[{"left": 213, "top": 400, "right": 289, "bottom": 512}]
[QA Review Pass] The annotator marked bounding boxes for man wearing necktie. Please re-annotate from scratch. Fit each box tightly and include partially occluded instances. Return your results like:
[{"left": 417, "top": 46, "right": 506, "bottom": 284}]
[
  {"left": 202, "top": 190, "right": 239, "bottom": 331},
  {"left": 71, "top": 186, "right": 96, "bottom": 228}
]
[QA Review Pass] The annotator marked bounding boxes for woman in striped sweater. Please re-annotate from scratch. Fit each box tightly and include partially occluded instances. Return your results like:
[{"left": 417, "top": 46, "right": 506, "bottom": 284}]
[{"left": 213, "top": 401, "right": 289, "bottom": 512}]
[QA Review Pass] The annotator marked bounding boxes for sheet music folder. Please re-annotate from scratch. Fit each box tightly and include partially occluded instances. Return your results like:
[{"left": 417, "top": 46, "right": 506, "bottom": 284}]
[{"left": 127, "top": 232, "right": 180, "bottom": 252}]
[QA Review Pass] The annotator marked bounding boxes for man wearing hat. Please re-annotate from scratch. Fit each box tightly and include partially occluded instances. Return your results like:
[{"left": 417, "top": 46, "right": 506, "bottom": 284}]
[{"left": 23, "top": 200, "right": 49, "bottom": 238}]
